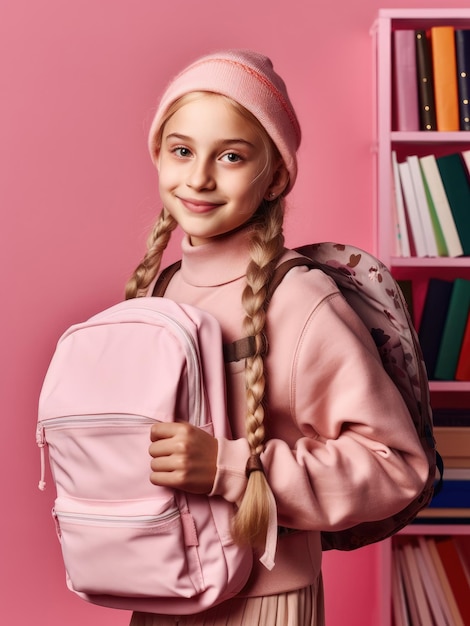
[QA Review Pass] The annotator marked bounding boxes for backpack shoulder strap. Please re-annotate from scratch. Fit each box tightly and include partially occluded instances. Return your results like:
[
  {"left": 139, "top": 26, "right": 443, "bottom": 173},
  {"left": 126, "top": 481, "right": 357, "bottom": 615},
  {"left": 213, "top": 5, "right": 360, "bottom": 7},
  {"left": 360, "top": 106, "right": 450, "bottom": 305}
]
[
  {"left": 225, "top": 256, "right": 315, "bottom": 362},
  {"left": 152, "top": 261, "right": 182, "bottom": 297}
]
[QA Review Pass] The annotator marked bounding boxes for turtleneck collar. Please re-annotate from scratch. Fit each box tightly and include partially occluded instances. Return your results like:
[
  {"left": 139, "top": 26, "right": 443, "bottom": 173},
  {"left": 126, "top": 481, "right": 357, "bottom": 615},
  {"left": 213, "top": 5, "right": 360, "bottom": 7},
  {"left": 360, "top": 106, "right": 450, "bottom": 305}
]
[{"left": 180, "top": 228, "right": 254, "bottom": 287}]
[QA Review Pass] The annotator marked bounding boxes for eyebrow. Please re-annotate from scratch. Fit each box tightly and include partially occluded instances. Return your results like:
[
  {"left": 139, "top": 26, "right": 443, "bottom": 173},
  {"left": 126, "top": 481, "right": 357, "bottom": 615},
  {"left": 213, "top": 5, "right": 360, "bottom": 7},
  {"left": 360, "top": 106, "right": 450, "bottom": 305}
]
[{"left": 164, "top": 133, "right": 256, "bottom": 149}]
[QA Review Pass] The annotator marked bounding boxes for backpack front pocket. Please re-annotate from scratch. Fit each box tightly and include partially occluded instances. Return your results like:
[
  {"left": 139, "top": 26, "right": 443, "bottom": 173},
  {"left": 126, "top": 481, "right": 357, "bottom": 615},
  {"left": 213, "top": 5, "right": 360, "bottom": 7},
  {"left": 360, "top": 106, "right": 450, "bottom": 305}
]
[{"left": 54, "top": 497, "right": 204, "bottom": 599}]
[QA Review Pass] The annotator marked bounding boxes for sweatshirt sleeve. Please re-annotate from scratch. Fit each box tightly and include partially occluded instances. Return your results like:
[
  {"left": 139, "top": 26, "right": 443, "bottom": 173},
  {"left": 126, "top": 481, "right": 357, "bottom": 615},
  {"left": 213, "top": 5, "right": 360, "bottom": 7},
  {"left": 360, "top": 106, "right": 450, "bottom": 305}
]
[
  {"left": 263, "top": 274, "right": 429, "bottom": 531},
  {"left": 211, "top": 267, "right": 429, "bottom": 533}
]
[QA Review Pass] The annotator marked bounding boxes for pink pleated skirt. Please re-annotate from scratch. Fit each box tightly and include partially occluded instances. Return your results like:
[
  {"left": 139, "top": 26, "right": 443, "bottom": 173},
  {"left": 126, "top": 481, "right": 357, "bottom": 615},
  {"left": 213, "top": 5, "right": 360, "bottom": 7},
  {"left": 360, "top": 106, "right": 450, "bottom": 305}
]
[{"left": 129, "top": 577, "right": 325, "bottom": 626}]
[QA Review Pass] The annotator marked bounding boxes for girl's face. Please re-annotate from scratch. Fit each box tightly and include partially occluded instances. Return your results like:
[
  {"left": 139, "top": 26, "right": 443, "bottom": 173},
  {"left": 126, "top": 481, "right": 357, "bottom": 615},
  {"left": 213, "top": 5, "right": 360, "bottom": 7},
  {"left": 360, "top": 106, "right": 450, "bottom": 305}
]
[{"left": 157, "top": 94, "right": 283, "bottom": 246}]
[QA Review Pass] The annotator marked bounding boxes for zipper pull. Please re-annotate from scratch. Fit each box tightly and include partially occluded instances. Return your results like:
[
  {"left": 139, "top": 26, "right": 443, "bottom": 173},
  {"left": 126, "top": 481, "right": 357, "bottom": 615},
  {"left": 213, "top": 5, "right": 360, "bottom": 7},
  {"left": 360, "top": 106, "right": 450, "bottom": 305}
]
[{"left": 36, "top": 423, "right": 47, "bottom": 491}]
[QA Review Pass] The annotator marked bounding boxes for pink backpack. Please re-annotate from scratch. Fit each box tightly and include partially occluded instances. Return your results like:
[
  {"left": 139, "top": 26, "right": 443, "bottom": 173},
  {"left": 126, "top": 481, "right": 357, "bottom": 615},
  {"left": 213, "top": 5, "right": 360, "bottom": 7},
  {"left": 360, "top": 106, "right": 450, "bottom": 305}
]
[{"left": 37, "top": 297, "right": 253, "bottom": 614}]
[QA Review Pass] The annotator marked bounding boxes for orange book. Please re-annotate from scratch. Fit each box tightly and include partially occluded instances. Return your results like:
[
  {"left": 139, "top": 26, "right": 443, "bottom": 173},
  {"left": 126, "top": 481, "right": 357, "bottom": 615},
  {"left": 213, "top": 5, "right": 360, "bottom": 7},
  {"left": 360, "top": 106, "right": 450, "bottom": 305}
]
[
  {"left": 430, "top": 26, "right": 460, "bottom": 131},
  {"left": 433, "top": 426, "right": 470, "bottom": 457},
  {"left": 435, "top": 537, "right": 470, "bottom": 625}
]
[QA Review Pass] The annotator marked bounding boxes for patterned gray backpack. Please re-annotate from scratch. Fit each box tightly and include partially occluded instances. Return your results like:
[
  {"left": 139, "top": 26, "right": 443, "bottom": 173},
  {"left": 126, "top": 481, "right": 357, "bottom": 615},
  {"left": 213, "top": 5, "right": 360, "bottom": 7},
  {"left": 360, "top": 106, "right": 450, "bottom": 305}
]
[{"left": 154, "top": 242, "right": 442, "bottom": 550}]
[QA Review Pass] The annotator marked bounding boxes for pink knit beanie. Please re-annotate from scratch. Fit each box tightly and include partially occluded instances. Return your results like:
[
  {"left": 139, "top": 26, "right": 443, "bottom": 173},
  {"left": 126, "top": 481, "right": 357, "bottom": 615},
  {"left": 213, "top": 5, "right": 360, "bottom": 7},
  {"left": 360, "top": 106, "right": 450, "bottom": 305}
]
[{"left": 148, "top": 49, "right": 301, "bottom": 193}]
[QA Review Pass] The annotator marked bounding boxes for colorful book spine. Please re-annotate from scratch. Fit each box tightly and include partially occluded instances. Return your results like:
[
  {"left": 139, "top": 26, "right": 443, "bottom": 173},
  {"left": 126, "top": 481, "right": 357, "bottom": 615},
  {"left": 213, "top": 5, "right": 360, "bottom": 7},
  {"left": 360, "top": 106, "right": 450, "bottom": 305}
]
[
  {"left": 393, "top": 30, "right": 420, "bottom": 131},
  {"left": 418, "top": 278, "right": 454, "bottom": 379},
  {"left": 455, "top": 29, "right": 470, "bottom": 130},
  {"left": 417, "top": 536, "right": 455, "bottom": 626},
  {"left": 436, "top": 153, "right": 470, "bottom": 255},
  {"left": 415, "top": 30, "right": 437, "bottom": 130},
  {"left": 428, "top": 479, "right": 470, "bottom": 508},
  {"left": 435, "top": 537, "right": 470, "bottom": 625},
  {"left": 432, "top": 408, "right": 470, "bottom": 427},
  {"left": 407, "top": 155, "right": 438, "bottom": 256},
  {"left": 434, "top": 426, "right": 470, "bottom": 457},
  {"left": 455, "top": 314, "right": 470, "bottom": 381},
  {"left": 430, "top": 26, "right": 460, "bottom": 131},
  {"left": 392, "top": 151, "right": 411, "bottom": 256},
  {"left": 426, "top": 538, "right": 465, "bottom": 626},
  {"left": 434, "top": 278, "right": 470, "bottom": 380},
  {"left": 398, "top": 159, "right": 427, "bottom": 257},
  {"left": 419, "top": 154, "right": 463, "bottom": 257}
]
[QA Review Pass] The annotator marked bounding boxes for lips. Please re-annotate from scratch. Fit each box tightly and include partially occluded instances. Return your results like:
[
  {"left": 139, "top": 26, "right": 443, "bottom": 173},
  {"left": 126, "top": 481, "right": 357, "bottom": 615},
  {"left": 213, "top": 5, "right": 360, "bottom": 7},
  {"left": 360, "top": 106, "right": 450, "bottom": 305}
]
[{"left": 179, "top": 197, "right": 222, "bottom": 214}]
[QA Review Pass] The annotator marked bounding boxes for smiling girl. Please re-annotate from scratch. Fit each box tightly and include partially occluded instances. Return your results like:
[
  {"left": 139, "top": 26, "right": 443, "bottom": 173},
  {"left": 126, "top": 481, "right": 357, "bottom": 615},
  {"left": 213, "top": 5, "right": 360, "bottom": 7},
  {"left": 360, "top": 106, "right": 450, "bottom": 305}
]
[{"left": 126, "top": 50, "right": 428, "bottom": 626}]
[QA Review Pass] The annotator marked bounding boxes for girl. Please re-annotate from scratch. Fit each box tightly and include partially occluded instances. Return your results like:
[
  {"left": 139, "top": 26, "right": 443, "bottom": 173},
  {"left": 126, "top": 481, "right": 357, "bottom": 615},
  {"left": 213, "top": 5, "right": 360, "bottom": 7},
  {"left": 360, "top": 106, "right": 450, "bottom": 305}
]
[{"left": 126, "top": 50, "right": 428, "bottom": 626}]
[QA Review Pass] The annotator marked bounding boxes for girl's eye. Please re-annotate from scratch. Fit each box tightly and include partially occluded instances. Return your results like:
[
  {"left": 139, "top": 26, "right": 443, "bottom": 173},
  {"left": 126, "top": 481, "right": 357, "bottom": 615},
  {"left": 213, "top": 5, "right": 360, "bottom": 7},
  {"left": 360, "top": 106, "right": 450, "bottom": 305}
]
[
  {"left": 221, "top": 152, "right": 242, "bottom": 163},
  {"left": 173, "top": 147, "right": 192, "bottom": 158}
]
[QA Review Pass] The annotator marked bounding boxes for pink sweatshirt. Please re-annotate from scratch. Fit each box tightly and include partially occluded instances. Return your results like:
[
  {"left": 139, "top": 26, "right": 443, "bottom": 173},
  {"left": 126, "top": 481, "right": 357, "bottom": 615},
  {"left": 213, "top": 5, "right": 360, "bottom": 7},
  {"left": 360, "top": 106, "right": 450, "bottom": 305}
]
[{"left": 162, "top": 228, "right": 429, "bottom": 598}]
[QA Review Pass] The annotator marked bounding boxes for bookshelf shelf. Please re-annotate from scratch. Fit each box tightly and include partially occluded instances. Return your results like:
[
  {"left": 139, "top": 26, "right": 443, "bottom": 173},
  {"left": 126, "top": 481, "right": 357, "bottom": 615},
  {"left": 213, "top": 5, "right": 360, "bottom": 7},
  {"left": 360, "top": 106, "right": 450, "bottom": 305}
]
[
  {"left": 391, "top": 256, "right": 470, "bottom": 268},
  {"left": 391, "top": 130, "right": 470, "bottom": 144},
  {"left": 401, "top": 524, "right": 470, "bottom": 536},
  {"left": 373, "top": 9, "right": 470, "bottom": 626},
  {"left": 429, "top": 381, "right": 470, "bottom": 393}
]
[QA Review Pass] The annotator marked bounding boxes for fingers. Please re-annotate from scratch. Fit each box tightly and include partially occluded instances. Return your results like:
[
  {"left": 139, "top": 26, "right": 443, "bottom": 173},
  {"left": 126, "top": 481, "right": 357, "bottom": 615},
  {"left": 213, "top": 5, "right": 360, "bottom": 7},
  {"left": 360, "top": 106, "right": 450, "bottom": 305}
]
[{"left": 148, "top": 421, "right": 218, "bottom": 494}]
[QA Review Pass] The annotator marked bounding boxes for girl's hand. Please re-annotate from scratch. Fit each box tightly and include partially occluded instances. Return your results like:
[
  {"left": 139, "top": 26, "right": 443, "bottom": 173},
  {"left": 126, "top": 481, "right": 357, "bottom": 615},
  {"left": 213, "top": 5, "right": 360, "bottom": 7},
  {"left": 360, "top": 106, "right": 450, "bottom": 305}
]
[{"left": 149, "top": 422, "right": 218, "bottom": 494}]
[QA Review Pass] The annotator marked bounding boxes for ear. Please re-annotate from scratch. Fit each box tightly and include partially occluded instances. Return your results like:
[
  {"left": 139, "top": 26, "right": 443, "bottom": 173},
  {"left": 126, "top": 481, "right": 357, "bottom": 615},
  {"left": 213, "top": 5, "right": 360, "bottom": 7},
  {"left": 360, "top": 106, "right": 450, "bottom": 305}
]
[{"left": 264, "top": 162, "right": 290, "bottom": 201}]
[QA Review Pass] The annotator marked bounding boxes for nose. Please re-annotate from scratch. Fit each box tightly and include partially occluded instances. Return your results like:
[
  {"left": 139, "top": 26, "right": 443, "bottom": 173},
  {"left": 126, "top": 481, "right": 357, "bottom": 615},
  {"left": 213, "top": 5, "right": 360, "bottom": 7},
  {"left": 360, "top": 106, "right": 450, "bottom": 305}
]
[{"left": 186, "top": 157, "right": 216, "bottom": 191}]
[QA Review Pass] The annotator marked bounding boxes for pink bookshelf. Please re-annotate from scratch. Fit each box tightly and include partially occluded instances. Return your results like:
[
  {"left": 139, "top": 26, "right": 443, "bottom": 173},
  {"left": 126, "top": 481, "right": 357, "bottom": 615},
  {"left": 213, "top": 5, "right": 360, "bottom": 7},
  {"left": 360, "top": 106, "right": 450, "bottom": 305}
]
[{"left": 372, "top": 10, "right": 470, "bottom": 626}]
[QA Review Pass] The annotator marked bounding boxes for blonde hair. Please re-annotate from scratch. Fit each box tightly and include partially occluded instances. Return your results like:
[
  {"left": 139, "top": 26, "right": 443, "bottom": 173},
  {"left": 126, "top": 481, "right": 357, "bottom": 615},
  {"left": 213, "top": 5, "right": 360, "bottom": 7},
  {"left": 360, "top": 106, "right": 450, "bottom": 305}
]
[{"left": 125, "top": 93, "right": 288, "bottom": 550}]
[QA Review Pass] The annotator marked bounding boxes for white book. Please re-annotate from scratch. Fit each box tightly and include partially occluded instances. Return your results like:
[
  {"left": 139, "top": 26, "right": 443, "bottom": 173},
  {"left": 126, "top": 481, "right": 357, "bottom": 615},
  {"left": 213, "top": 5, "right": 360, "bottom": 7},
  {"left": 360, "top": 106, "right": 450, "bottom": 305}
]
[
  {"left": 402, "top": 541, "right": 434, "bottom": 625},
  {"left": 413, "top": 542, "right": 448, "bottom": 626},
  {"left": 398, "top": 160, "right": 428, "bottom": 257},
  {"left": 392, "top": 546, "right": 410, "bottom": 626},
  {"left": 392, "top": 151, "right": 411, "bottom": 256},
  {"left": 420, "top": 154, "right": 464, "bottom": 257},
  {"left": 407, "top": 155, "right": 438, "bottom": 256},
  {"left": 461, "top": 149, "right": 470, "bottom": 175},
  {"left": 417, "top": 537, "right": 455, "bottom": 626},
  {"left": 425, "top": 537, "right": 465, "bottom": 626}
]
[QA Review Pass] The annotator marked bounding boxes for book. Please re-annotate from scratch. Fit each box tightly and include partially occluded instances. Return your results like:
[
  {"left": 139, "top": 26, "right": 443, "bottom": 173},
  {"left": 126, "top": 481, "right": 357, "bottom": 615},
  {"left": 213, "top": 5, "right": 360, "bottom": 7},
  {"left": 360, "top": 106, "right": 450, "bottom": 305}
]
[
  {"left": 401, "top": 541, "right": 434, "bottom": 624},
  {"left": 432, "top": 408, "right": 470, "bottom": 427},
  {"left": 429, "top": 479, "right": 470, "bottom": 508},
  {"left": 396, "top": 545, "right": 421, "bottom": 625},
  {"left": 392, "top": 548, "right": 409, "bottom": 626},
  {"left": 419, "top": 154, "right": 464, "bottom": 257},
  {"left": 455, "top": 537, "right": 470, "bottom": 586},
  {"left": 441, "top": 457, "right": 470, "bottom": 469},
  {"left": 419, "top": 161, "right": 447, "bottom": 256},
  {"left": 455, "top": 313, "right": 470, "bottom": 381},
  {"left": 412, "top": 540, "right": 447, "bottom": 626},
  {"left": 434, "top": 426, "right": 470, "bottom": 457},
  {"left": 415, "top": 30, "right": 437, "bottom": 130},
  {"left": 426, "top": 537, "right": 465, "bottom": 626},
  {"left": 436, "top": 153, "right": 470, "bottom": 255},
  {"left": 397, "top": 279, "right": 414, "bottom": 322},
  {"left": 430, "top": 26, "right": 460, "bottom": 131},
  {"left": 392, "top": 151, "right": 411, "bottom": 256},
  {"left": 417, "top": 507, "right": 470, "bottom": 519},
  {"left": 407, "top": 155, "right": 438, "bottom": 256},
  {"left": 418, "top": 278, "right": 454, "bottom": 379},
  {"left": 435, "top": 537, "right": 470, "bottom": 625},
  {"left": 393, "top": 30, "right": 420, "bottom": 131},
  {"left": 434, "top": 278, "right": 470, "bottom": 380},
  {"left": 445, "top": 468, "right": 470, "bottom": 479},
  {"left": 417, "top": 536, "right": 457, "bottom": 626},
  {"left": 455, "top": 29, "right": 470, "bottom": 130},
  {"left": 398, "top": 159, "right": 428, "bottom": 256},
  {"left": 461, "top": 148, "right": 470, "bottom": 176}
]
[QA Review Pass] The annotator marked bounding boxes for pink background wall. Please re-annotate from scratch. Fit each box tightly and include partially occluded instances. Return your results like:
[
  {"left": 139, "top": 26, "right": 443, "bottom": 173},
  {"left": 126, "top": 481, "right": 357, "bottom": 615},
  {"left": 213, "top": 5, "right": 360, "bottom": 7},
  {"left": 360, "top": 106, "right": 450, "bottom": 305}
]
[{"left": 2, "top": 1, "right": 467, "bottom": 624}]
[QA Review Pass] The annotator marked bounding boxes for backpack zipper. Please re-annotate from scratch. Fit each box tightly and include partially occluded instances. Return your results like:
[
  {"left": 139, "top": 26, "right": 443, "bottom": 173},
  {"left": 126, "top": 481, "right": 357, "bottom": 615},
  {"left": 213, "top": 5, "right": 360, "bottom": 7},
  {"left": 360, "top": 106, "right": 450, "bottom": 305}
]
[
  {"left": 53, "top": 507, "right": 180, "bottom": 530},
  {"left": 38, "top": 305, "right": 207, "bottom": 492},
  {"left": 36, "top": 414, "right": 155, "bottom": 491}
]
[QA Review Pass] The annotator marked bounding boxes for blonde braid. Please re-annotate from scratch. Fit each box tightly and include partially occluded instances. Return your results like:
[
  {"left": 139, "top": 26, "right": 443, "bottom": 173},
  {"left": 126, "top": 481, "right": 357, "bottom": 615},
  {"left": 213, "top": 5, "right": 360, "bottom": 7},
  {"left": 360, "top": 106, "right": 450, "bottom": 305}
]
[
  {"left": 231, "top": 198, "right": 285, "bottom": 548},
  {"left": 125, "top": 210, "right": 177, "bottom": 299}
]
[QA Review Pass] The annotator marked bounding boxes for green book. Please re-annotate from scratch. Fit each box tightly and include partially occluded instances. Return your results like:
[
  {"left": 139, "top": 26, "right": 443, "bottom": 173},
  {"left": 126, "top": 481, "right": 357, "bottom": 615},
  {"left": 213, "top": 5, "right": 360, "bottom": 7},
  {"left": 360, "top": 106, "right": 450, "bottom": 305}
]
[
  {"left": 434, "top": 278, "right": 470, "bottom": 380},
  {"left": 436, "top": 153, "right": 470, "bottom": 255}
]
